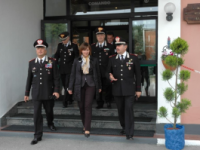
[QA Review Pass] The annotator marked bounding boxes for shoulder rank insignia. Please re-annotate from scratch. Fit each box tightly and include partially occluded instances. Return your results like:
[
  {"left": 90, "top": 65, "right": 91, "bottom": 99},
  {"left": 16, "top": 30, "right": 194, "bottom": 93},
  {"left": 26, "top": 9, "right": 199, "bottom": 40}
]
[
  {"left": 130, "top": 53, "right": 138, "bottom": 57},
  {"left": 109, "top": 54, "right": 117, "bottom": 58},
  {"left": 49, "top": 57, "right": 56, "bottom": 61}
]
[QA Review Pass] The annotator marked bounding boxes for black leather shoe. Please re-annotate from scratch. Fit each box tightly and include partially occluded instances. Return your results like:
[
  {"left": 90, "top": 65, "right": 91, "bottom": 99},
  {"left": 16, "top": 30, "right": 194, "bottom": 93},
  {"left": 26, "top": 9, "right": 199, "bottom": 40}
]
[
  {"left": 129, "top": 135, "right": 134, "bottom": 140},
  {"left": 48, "top": 125, "right": 56, "bottom": 131},
  {"left": 126, "top": 135, "right": 130, "bottom": 140},
  {"left": 120, "top": 129, "right": 125, "bottom": 135},
  {"left": 31, "top": 137, "right": 42, "bottom": 145},
  {"left": 107, "top": 103, "right": 111, "bottom": 108},
  {"left": 84, "top": 133, "right": 90, "bottom": 138},
  {"left": 96, "top": 105, "right": 103, "bottom": 109}
]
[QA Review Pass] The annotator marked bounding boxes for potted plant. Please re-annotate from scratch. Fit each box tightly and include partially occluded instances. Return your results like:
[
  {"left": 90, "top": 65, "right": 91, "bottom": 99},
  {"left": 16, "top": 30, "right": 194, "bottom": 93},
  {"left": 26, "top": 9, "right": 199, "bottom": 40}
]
[
  {"left": 158, "top": 37, "right": 191, "bottom": 150},
  {"left": 161, "top": 46, "right": 176, "bottom": 71}
]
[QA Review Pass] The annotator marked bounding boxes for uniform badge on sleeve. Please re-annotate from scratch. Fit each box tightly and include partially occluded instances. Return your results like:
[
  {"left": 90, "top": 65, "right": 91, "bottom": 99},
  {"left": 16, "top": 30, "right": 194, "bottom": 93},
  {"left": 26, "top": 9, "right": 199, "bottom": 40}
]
[{"left": 45, "top": 60, "right": 53, "bottom": 68}]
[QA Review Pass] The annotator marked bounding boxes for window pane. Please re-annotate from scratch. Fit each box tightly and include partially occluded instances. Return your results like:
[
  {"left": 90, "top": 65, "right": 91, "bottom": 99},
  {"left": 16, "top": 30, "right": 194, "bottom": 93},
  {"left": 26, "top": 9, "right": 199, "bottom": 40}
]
[
  {"left": 45, "top": 0, "right": 67, "bottom": 17},
  {"left": 44, "top": 23, "right": 68, "bottom": 56},
  {"left": 132, "top": 20, "right": 156, "bottom": 60},
  {"left": 71, "top": 0, "right": 131, "bottom": 15},
  {"left": 104, "top": 19, "right": 129, "bottom": 26},
  {"left": 135, "top": 7, "right": 158, "bottom": 12},
  {"left": 134, "top": 0, "right": 158, "bottom": 12},
  {"left": 140, "top": 66, "right": 156, "bottom": 97}
]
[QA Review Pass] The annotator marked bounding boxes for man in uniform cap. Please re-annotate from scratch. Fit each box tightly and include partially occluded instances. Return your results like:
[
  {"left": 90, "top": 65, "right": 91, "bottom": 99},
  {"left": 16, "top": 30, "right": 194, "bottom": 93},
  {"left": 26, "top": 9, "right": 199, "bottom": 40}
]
[
  {"left": 106, "top": 36, "right": 141, "bottom": 140},
  {"left": 54, "top": 32, "right": 79, "bottom": 108},
  {"left": 24, "top": 39, "right": 60, "bottom": 145},
  {"left": 91, "top": 27, "right": 115, "bottom": 109},
  {"left": 106, "top": 31, "right": 117, "bottom": 54}
]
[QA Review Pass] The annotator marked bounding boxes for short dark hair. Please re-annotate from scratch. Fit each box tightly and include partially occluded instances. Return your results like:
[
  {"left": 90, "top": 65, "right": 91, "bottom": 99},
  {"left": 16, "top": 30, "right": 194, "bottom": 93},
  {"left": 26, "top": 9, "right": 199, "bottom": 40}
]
[
  {"left": 79, "top": 42, "right": 92, "bottom": 56},
  {"left": 106, "top": 31, "right": 114, "bottom": 37}
]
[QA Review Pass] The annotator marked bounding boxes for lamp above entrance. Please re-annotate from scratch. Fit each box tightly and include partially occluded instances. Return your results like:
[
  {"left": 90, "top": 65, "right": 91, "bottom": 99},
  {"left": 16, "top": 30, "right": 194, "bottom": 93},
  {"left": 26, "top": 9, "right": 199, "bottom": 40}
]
[{"left": 164, "top": 2, "right": 176, "bottom": 21}]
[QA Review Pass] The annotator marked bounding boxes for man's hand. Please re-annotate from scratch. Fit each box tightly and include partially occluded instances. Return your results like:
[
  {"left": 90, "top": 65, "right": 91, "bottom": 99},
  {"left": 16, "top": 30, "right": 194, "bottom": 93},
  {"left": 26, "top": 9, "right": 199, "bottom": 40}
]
[
  {"left": 53, "top": 92, "right": 60, "bottom": 99},
  {"left": 135, "top": 92, "right": 141, "bottom": 100},
  {"left": 24, "top": 96, "right": 29, "bottom": 102},
  {"left": 109, "top": 73, "right": 117, "bottom": 81},
  {"left": 68, "top": 90, "right": 73, "bottom": 95},
  {"left": 99, "top": 89, "right": 102, "bottom": 93}
]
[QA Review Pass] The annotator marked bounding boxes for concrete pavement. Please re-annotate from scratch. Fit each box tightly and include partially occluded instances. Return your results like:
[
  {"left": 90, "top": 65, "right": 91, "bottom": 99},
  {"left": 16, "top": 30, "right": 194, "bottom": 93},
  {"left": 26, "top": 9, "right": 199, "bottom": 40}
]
[{"left": 0, "top": 131, "right": 199, "bottom": 150}]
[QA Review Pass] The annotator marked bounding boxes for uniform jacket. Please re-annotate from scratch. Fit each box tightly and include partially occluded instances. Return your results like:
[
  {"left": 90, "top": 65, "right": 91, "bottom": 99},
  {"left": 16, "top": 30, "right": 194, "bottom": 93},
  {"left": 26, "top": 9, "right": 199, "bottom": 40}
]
[
  {"left": 91, "top": 41, "right": 115, "bottom": 77},
  {"left": 106, "top": 52, "right": 141, "bottom": 96},
  {"left": 68, "top": 56, "right": 102, "bottom": 101},
  {"left": 54, "top": 41, "right": 79, "bottom": 74},
  {"left": 25, "top": 56, "right": 60, "bottom": 100}
]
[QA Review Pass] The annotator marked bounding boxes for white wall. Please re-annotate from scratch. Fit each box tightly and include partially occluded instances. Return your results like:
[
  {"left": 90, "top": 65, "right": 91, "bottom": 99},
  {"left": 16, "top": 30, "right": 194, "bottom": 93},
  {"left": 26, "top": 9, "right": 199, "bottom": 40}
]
[
  {"left": 0, "top": 0, "right": 43, "bottom": 119},
  {"left": 157, "top": 0, "right": 181, "bottom": 123}
]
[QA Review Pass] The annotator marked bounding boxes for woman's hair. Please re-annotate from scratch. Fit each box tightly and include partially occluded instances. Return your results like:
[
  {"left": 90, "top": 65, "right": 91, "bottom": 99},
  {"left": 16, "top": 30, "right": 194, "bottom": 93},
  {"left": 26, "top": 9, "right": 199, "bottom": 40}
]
[{"left": 79, "top": 42, "right": 92, "bottom": 55}]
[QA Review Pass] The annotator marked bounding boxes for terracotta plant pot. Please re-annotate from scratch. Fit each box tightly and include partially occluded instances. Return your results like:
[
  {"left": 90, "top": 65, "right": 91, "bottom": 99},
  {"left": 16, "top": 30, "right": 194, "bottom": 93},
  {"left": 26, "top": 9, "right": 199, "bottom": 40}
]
[{"left": 162, "top": 60, "right": 176, "bottom": 71}]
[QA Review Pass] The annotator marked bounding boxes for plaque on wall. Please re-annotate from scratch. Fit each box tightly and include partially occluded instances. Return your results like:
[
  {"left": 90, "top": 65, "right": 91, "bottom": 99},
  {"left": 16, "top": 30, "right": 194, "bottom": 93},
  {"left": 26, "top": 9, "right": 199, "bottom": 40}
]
[{"left": 184, "top": 3, "right": 200, "bottom": 24}]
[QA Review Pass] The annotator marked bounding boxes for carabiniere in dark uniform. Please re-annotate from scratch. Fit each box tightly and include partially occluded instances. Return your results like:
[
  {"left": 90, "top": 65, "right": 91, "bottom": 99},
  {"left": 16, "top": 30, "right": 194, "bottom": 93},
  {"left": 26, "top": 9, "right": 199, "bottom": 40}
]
[
  {"left": 54, "top": 32, "right": 79, "bottom": 107},
  {"left": 91, "top": 27, "right": 115, "bottom": 108},
  {"left": 25, "top": 39, "right": 60, "bottom": 145},
  {"left": 106, "top": 36, "right": 141, "bottom": 140}
]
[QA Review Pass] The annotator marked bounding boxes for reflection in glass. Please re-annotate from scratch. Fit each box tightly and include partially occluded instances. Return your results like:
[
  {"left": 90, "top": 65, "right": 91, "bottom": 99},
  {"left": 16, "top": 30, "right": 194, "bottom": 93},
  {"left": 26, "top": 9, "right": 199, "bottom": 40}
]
[
  {"left": 132, "top": 20, "right": 156, "bottom": 60},
  {"left": 135, "top": 7, "right": 158, "bottom": 12},
  {"left": 71, "top": 0, "right": 131, "bottom": 15},
  {"left": 140, "top": 66, "right": 156, "bottom": 97},
  {"left": 104, "top": 19, "right": 129, "bottom": 26},
  {"left": 45, "top": 0, "right": 66, "bottom": 16},
  {"left": 44, "top": 23, "right": 68, "bottom": 56}
]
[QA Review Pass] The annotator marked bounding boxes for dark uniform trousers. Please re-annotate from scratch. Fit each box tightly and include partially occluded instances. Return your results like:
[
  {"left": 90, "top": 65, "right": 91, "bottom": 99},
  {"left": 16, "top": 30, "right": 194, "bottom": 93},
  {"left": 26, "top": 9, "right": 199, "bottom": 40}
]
[
  {"left": 25, "top": 57, "right": 60, "bottom": 139},
  {"left": 91, "top": 41, "right": 114, "bottom": 106},
  {"left": 60, "top": 74, "right": 72, "bottom": 106},
  {"left": 115, "top": 95, "right": 135, "bottom": 136},
  {"left": 54, "top": 42, "right": 79, "bottom": 105},
  {"left": 33, "top": 100, "right": 54, "bottom": 138},
  {"left": 106, "top": 52, "right": 141, "bottom": 136}
]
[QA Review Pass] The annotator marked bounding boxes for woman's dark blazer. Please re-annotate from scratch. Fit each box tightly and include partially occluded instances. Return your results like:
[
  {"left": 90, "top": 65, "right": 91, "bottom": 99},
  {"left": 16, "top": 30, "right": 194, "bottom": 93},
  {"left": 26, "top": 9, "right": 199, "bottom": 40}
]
[{"left": 68, "top": 56, "right": 102, "bottom": 101}]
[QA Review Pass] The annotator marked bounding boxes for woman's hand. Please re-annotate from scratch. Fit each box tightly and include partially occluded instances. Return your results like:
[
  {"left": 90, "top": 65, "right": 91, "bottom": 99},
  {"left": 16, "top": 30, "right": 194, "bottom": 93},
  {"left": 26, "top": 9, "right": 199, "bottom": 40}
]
[
  {"left": 68, "top": 90, "right": 73, "bottom": 95},
  {"left": 99, "top": 89, "right": 102, "bottom": 93}
]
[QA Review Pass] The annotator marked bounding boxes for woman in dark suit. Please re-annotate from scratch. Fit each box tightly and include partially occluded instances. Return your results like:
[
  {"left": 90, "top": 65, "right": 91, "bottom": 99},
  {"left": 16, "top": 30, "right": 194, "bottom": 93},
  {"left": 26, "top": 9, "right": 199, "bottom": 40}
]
[{"left": 68, "top": 42, "right": 102, "bottom": 138}]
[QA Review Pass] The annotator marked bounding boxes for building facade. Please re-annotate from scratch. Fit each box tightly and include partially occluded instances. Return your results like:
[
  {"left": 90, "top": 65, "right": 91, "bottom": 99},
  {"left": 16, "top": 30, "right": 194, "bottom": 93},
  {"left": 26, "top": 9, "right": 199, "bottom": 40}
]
[{"left": 0, "top": 0, "right": 199, "bottom": 135}]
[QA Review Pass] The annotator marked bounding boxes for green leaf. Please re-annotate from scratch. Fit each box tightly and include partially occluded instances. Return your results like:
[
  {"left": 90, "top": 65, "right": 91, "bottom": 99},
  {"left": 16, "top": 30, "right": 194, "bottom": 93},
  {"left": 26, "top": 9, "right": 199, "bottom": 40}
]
[
  {"left": 177, "top": 82, "right": 188, "bottom": 95},
  {"left": 179, "top": 70, "right": 191, "bottom": 81},
  {"left": 178, "top": 57, "right": 184, "bottom": 66},
  {"left": 165, "top": 55, "right": 179, "bottom": 67},
  {"left": 170, "top": 37, "right": 189, "bottom": 55},
  {"left": 164, "top": 88, "right": 175, "bottom": 102},
  {"left": 172, "top": 107, "right": 181, "bottom": 118},
  {"left": 158, "top": 107, "right": 168, "bottom": 118},
  {"left": 162, "top": 70, "right": 173, "bottom": 80},
  {"left": 177, "top": 99, "right": 192, "bottom": 113}
]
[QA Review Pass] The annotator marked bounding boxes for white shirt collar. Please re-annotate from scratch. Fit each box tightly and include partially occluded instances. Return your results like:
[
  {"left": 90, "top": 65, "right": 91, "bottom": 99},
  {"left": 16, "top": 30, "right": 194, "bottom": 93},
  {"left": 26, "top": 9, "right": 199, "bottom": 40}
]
[
  {"left": 37, "top": 56, "right": 46, "bottom": 63},
  {"left": 119, "top": 51, "right": 127, "bottom": 58},
  {"left": 98, "top": 41, "right": 104, "bottom": 47}
]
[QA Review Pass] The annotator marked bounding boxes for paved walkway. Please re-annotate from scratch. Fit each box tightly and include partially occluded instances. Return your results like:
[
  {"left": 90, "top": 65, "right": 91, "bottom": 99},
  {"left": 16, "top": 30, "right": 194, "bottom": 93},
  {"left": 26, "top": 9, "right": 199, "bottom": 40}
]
[{"left": 0, "top": 131, "right": 199, "bottom": 150}]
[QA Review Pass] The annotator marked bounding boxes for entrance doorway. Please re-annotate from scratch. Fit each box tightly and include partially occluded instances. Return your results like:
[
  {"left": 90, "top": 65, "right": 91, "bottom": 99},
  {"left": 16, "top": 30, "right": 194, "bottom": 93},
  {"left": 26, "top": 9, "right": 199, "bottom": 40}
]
[{"left": 71, "top": 19, "right": 129, "bottom": 46}]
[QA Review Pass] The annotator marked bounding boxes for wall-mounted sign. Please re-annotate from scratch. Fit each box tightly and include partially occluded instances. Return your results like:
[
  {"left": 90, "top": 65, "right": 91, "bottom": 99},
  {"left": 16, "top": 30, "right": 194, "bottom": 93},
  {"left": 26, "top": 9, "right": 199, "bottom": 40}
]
[{"left": 184, "top": 3, "right": 200, "bottom": 24}]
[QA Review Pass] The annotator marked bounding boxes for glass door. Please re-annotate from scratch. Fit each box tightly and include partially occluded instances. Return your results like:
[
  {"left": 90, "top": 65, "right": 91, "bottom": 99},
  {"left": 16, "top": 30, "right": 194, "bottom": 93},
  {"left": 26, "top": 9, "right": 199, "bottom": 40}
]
[
  {"left": 41, "top": 20, "right": 69, "bottom": 57},
  {"left": 132, "top": 19, "right": 157, "bottom": 102}
]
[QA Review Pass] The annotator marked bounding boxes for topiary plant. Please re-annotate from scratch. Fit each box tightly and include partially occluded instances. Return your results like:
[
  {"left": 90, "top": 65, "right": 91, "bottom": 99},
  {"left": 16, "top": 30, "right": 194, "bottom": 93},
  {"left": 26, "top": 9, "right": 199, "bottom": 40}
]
[{"left": 158, "top": 37, "right": 191, "bottom": 129}]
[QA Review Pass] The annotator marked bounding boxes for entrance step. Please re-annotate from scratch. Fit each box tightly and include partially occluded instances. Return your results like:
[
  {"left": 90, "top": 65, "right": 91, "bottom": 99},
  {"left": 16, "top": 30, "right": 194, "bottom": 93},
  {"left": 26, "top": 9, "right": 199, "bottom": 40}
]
[
  {"left": 6, "top": 114, "right": 156, "bottom": 131},
  {"left": 17, "top": 101, "right": 157, "bottom": 118}
]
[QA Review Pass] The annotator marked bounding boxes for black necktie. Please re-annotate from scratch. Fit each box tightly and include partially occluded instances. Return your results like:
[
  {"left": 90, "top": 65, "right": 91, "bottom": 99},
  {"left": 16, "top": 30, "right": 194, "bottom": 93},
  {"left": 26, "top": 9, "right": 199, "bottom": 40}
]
[
  {"left": 120, "top": 55, "right": 124, "bottom": 63},
  {"left": 99, "top": 44, "right": 102, "bottom": 48},
  {"left": 40, "top": 59, "right": 43, "bottom": 66}
]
